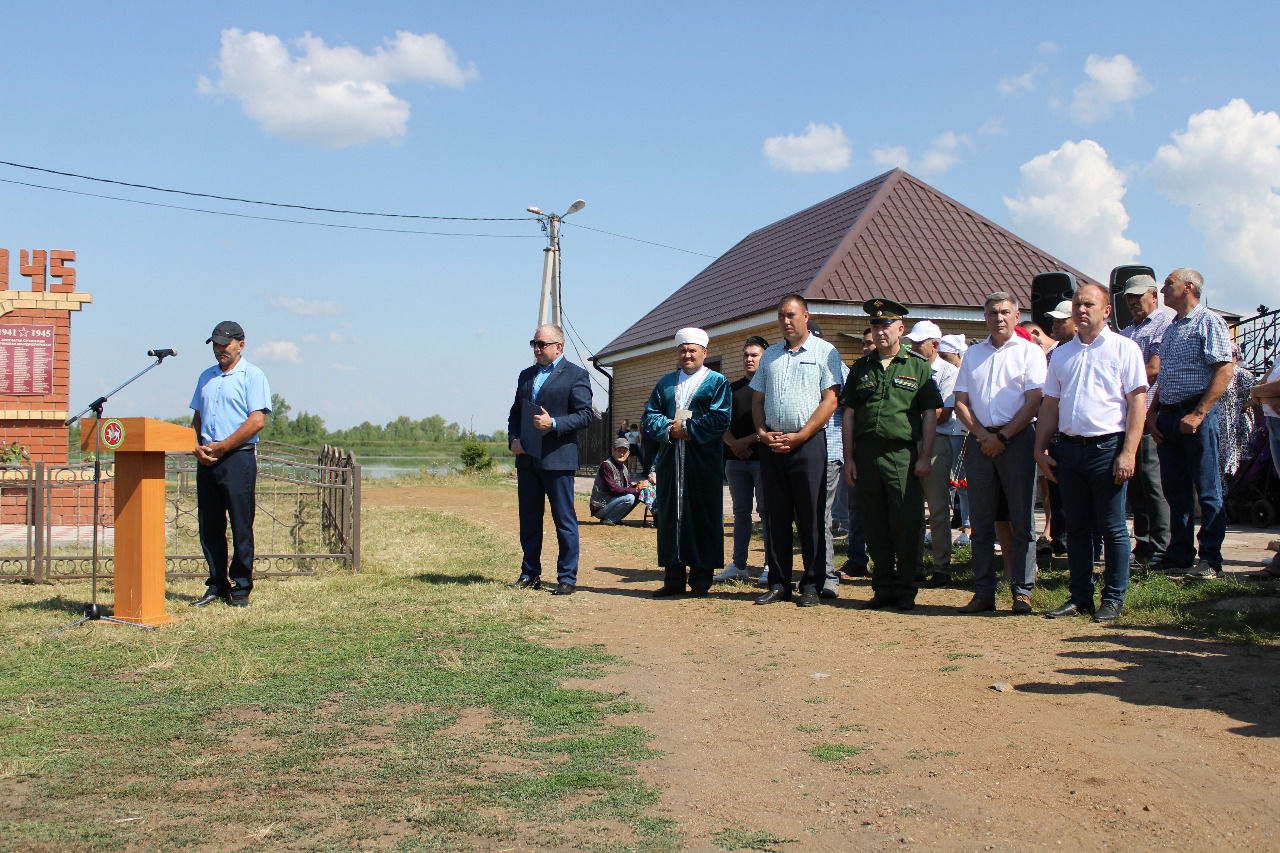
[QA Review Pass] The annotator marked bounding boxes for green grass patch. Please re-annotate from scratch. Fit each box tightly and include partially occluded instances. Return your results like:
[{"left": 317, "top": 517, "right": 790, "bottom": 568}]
[
  {"left": 0, "top": 506, "right": 675, "bottom": 852},
  {"left": 712, "top": 825, "right": 796, "bottom": 851},
  {"left": 806, "top": 743, "right": 866, "bottom": 761}
]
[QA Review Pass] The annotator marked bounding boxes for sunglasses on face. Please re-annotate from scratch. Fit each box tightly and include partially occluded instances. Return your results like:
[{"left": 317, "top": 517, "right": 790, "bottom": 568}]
[{"left": 530, "top": 340, "right": 562, "bottom": 349}]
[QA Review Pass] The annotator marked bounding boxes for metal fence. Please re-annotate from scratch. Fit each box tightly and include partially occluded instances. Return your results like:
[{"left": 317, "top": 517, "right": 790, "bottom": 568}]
[
  {"left": 1232, "top": 306, "right": 1279, "bottom": 377},
  {"left": 0, "top": 440, "right": 360, "bottom": 582}
]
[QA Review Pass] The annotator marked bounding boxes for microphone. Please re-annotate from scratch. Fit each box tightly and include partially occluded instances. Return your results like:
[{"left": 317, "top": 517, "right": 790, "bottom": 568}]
[{"left": 147, "top": 348, "right": 177, "bottom": 359}]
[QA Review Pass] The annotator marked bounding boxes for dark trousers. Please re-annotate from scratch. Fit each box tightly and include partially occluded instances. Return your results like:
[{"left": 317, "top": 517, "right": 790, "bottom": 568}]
[
  {"left": 1156, "top": 406, "right": 1226, "bottom": 569},
  {"left": 1054, "top": 436, "right": 1131, "bottom": 605},
  {"left": 760, "top": 431, "right": 826, "bottom": 593},
  {"left": 196, "top": 448, "right": 257, "bottom": 599},
  {"left": 1128, "top": 432, "right": 1170, "bottom": 562},
  {"left": 663, "top": 564, "right": 713, "bottom": 594},
  {"left": 516, "top": 461, "right": 579, "bottom": 584}
]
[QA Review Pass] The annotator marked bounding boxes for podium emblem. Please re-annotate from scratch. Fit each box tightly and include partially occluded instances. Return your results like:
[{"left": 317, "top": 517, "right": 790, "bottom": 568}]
[{"left": 101, "top": 419, "right": 125, "bottom": 450}]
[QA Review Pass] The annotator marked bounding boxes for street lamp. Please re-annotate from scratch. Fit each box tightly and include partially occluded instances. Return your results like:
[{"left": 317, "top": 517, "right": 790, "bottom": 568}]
[{"left": 527, "top": 198, "right": 586, "bottom": 327}]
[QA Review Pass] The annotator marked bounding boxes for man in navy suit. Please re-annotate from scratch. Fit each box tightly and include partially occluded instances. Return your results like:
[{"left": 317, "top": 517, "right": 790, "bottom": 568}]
[{"left": 507, "top": 324, "right": 594, "bottom": 595}]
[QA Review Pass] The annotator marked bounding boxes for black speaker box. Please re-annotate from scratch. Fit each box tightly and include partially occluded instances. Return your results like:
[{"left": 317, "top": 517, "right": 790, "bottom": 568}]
[
  {"left": 1108, "top": 265, "right": 1156, "bottom": 331},
  {"left": 1031, "top": 271, "right": 1078, "bottom": 334}
]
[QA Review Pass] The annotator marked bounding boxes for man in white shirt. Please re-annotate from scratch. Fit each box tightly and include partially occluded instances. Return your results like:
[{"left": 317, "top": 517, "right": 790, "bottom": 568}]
[
  {"left": 1036, "top": 284, "right": 1148, "bottom": 622},
  {"left": 953, "top": 292, "right": 1048, "bottom": 614},
  {"left": 906, "top": 320, "right": 959, "bottom": 587}
]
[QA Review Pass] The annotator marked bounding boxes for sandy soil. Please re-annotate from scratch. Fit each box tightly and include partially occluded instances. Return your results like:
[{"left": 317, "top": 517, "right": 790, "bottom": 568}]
[{"left": 365, "top": 484, "right": 1280, "bottom": 852}]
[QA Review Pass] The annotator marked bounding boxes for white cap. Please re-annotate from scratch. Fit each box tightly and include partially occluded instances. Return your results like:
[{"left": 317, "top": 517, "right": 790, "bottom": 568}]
[
  {"left": 938, "top": 334, "right": 968, "bottom": 354},
  {"left": 674, "top": 327, "right": 708, "bottom": 348},
  {"left": 1123, "top": 274, "right": 1158, "bottom": 295},
  {"left": 1045, "top": 300, "right": 1073, "bottom": 320},
  {"left": 904, "top": 320, "right": 943, "bottom": 343}
]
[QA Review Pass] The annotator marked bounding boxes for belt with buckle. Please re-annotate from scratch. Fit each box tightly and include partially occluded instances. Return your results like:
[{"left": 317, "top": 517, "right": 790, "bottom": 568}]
[{"left": 1057, "top": 432, "right": 1122, "bottom": 446}]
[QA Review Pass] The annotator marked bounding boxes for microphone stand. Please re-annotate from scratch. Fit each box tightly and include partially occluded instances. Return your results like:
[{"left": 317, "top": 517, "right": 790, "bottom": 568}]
[{"left": 47, "top": 351, "right": 175, "bottom": 635}]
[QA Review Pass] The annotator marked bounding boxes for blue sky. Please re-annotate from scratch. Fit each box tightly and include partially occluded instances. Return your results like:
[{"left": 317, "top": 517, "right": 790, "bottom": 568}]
[{"left": 2, "top": 2, "right": 1276, "bottom": 433}]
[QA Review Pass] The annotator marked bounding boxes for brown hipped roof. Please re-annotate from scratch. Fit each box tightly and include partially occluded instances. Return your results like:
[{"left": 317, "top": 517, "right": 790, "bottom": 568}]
[{"left": 596, "top": 168, "right": 1099, "bottom": 358}]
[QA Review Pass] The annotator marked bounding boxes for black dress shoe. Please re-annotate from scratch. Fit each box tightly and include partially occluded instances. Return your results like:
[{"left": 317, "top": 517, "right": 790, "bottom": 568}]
[
  {"left": 509, "top": 576, "right": 541, "bottom": 590},
  {"left": 924, "top": 572, "right": 951, "bottom": 588},
  {"left": 1045, "top": 599, "right": 1092, "bottom": 619},
  {"left": 864, "top": 594, "right": 895, "bottom": 609},
  {"left": 1092, "top": 600, "right": 1123, "bottom": 622},
  {"left": 551, "top": 582, "right": 575, "bottom": 596},
  {"left": 228, "top": 597, "right": 249, "bottom": 608},
  {"left": 796, "top": 590, "right": 821, "bottom": 607},
  {"left": 895, "top": 597, "right": 916, "bottom": 611},
  {"left": 190, "top": 591, "right": 227, "bottom": 608},
  {"left": 686, "top": 589, "right": 709, "bottom": 598},
  {"left": 651, "top": 585, "right": 685, "bottom": 598},
  {"left": 755, "top": 587, "right": 791, "bottom": 605}
]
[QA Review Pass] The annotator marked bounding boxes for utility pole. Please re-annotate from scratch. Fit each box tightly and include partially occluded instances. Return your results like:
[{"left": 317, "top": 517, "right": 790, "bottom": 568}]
[{"left": 527, "top": 199, "right": 585, "bottom": 327}]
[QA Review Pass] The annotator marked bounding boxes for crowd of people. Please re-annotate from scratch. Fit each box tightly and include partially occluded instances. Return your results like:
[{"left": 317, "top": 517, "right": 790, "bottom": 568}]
[{"left": 508, "top": 269, "right": 1280, "bottom": 617}]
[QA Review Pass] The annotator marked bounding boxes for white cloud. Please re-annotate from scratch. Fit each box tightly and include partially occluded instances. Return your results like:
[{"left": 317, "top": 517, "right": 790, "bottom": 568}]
[
  {"left": 978, "top": 117, "right": 1008, "bottom": 136},
  {"left": 253, "top": 340, "right": 303, "bottom": 363},
  {"left": 331, "top": 362, "right": 357, "bottom": 373},
  {"left": 1069, "top": 54, "right": 1151, "bottom": 123},
  {"left": 1038, "top": 41, "right": 1060, "bottom": 55},
  {"left": 198, "top": 28, "right": 477, "bottom": 147},
  {"left": 997, "top": 63, "right": 1045, "bottom": 96},
  {"left": 871, "top": 131, "right": 970, "bottom": 176},
  {"left": 1003, "top": 139, "right": 1139, "bottom": 279},
  {"left": 266, "top": 292, "right": 347, "bottom": 315},
  {"left": 1149, "top": 99, "right": 1280, "bottom": 300},
  {"left": 763, "top": 123, "right": 851, "bottom": 173}
]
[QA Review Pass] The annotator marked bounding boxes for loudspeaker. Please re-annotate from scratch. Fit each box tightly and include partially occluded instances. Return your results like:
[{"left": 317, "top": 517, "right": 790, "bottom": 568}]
[
  {"left": 1108, "top": 265, "right": 1155, "bottom": 331},
  {"left": 1030, "top": 271, "right": 1078, "bottom": 334}
]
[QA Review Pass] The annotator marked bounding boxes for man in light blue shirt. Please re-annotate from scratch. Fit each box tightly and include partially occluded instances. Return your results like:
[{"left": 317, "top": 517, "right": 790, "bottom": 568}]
[{"left": 189, "top": 320, "right": 272, "bottom": 607}]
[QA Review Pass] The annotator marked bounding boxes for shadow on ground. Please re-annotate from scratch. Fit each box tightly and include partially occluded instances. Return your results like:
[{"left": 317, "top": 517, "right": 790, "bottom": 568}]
[{"left": 1016, "top": 627, "right": 1280, "bottom": 737}]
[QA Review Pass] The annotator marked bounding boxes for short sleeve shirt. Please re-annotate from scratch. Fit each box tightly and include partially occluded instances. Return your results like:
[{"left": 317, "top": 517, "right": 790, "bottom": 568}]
[
  {"left": 928, "top": 355, "right": 962, "bottom": 436},
  {"left": 190, "top": 357, "right": 272, "bottom": 445},
  {"left": 1120, "top": 305, "right": 1173, "bottom": 406},
  {"left": 1156, "top": 304, "right": 1233, "bottom": 404},
  {"left": 1043, "top": 328, "right": 1147, "bottom": 436},
  {"left": 954, "top": 336, "right": 1047, "bottom": 426},
  {"left": 824, "top": 361, "right": 850, "bottom": 462},
  {"left": 839, "top": 346, "right": 943, "bottom": 442},
  {"left": 749, "top": 334, "right": 844, "bottom": 433}
]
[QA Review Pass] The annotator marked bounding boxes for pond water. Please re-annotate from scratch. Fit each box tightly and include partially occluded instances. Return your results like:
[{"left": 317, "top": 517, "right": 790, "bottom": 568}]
[{"left": 357, "top": 456, "right": 513, "bottom": 479}]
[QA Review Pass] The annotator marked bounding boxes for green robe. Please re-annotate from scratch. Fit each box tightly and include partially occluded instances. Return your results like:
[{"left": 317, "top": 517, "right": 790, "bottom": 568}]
[{"left": 643, "top": 369, "right": 732, "bottom": 568}]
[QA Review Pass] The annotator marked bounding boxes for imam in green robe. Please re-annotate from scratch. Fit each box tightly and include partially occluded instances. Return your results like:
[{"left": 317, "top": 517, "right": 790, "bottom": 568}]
[{"left": 643, "top": 367, "right": 732, "bottom": 585}]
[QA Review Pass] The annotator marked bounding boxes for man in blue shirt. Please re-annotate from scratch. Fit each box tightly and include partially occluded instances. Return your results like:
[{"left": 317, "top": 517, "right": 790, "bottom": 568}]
[{"left": 189, "top": 321, "right": 272, "bottom": 607}]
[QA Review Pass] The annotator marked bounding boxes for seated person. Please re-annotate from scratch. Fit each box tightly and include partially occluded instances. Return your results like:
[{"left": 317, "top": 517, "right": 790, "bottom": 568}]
[{"left": 589, "top": 439, "right": 641, "bottom": 525}]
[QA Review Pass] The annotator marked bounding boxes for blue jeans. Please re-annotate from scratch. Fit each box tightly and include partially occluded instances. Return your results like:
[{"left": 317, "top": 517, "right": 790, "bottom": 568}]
[
  {"left": 845, "top": 476, "right": 867, "bottom": 568},
  {"left": 1156, "top": 406, "right": 1225, "bottom": 569},
  {"left": 1054, "top": 435, "right": 1131, "bottom": 605},
  {"left": 725, "top": 458, "right": 766, "bottom": 568},
  {"left": 966, "top": 426, "right": 1037, "bottom": 600},
  {"left": 598, "top": 493, "right": 638, "bottom": 523}
]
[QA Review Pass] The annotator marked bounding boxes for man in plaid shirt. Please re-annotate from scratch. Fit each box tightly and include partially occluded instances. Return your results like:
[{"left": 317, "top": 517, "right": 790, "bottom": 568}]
[{"left": 1147, "top": 269, "right": 1234, "bottom": 579}]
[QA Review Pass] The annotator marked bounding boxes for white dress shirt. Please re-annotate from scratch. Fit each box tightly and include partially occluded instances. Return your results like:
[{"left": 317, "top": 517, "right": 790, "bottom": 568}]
[
  {"left": 954, "top": 335, "right": 1047, "bottom": 427},
  {"left": 1043, "top": 327, "right": 1147, "bottom": 436}
]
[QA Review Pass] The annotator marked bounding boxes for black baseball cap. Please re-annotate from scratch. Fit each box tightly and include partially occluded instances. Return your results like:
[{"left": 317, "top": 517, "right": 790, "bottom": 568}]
[{"left": 206, "top": 321, "right": 245, "bottom": 345}]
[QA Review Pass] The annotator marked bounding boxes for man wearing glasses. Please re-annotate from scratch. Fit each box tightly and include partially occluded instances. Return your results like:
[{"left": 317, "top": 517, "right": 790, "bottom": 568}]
[{"left": 507, "top": 325, "right": 594, "bottom": 595}]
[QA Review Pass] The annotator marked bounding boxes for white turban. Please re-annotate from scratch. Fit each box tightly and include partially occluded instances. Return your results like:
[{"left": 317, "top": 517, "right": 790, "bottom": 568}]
[{"left": 674, "top": 327, "right": 709, "bottom": 349}]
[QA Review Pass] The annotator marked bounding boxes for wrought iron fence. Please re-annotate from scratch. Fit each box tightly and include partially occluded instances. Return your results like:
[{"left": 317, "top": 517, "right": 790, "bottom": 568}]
[
  {"left": 0, "top": 441, "right": 360, "bottom": 582},
  {"left": 1232, "top": 306, "right": 1279, "bottom": 377}
]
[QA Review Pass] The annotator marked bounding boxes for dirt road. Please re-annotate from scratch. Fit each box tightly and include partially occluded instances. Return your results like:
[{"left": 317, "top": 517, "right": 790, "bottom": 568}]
[{"left": 366, "top": 484, "right": 1280, "bottom": 852}]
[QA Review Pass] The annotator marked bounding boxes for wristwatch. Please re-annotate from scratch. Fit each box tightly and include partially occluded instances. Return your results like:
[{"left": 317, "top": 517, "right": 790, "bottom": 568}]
[{"left": 996, "top": 432, "right": 1010, "bottom": 445}]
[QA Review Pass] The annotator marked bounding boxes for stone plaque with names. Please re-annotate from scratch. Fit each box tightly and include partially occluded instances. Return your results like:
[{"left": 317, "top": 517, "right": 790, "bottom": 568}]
[{"left": 0, "top": 324, "right": 55, "bottom": 395}]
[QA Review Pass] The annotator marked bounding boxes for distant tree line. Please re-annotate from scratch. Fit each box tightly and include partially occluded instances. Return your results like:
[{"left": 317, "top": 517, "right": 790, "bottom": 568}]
[{"left": 259, "top": 395, "right": 506, "bottom": 447}]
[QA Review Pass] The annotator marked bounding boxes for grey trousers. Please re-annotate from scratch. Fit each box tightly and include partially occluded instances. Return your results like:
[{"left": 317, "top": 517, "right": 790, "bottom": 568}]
[
  {"left": 823, "top": 459, "right": 843, "bottom": 588},
  {"left": 1129, "top": 433, "right": 1170, "bottom": 562},
  {"left": 919, "top": 435, "right": 954, "bottom": 573}
]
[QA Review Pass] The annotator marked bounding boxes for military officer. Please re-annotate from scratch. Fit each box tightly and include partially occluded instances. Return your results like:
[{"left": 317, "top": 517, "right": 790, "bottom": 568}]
[{"left": 840, "top": 298, "right": 943, "bottom": 610}]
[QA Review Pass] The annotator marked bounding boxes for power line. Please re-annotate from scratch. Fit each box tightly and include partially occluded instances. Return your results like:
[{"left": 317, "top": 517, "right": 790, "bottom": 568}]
[
  {"left": 0, "top": 178, "right": 536, "bottom": 239},
  {"left": 0, "top": 159, "right": 528, "bottom": 222},
  {"left": 564, "top": 220, "right": 716, "bottom": 258}
]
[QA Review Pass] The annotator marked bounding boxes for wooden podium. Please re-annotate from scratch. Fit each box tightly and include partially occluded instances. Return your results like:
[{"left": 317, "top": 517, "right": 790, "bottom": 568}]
[{"left": 82, "top": 418, "right": 196, "bottom": 626}]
